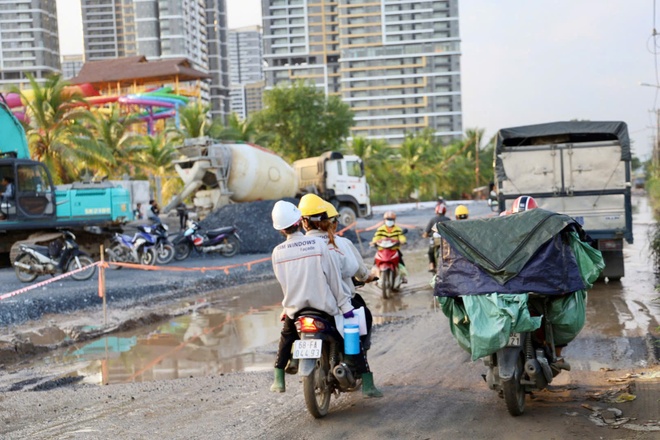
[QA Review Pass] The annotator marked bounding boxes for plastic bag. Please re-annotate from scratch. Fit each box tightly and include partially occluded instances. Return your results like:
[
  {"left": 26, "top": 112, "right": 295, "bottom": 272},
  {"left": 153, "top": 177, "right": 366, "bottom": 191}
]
[
  {"left": 568, "top": 231, "right": 605, "bottom": 288},
  {"left": 547, "top": 290, "right": 587, "bottom": 346},
  {"left": 437, "top": 297, "right": 472, "bottom": 354},
  {"left": 462, "top": 294, "right": 541, "bottom": 361}
]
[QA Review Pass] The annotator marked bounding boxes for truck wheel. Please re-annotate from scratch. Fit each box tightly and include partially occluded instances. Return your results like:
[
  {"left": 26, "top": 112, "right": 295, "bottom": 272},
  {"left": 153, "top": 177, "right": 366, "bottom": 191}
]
[{"left": 338, "top": 206, "right": 357, "bottom": 226}]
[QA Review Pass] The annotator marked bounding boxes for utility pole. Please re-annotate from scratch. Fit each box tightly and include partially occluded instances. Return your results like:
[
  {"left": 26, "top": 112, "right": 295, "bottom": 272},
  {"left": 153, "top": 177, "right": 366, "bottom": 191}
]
[{"left": 475, "top": 130, "right": 481, "bottom": 189}]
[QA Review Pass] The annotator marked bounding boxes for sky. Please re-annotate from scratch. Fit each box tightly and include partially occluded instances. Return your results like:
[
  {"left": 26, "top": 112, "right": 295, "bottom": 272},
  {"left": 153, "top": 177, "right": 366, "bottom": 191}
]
[{"left": 56, "top": 0, "right": 658, "bottom": 160}]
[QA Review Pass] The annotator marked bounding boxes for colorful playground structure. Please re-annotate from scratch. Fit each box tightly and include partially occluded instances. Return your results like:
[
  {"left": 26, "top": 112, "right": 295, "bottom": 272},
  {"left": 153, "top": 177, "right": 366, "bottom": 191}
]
[{"left": 2, "top": 85, "right": 190, "bottom": 134}]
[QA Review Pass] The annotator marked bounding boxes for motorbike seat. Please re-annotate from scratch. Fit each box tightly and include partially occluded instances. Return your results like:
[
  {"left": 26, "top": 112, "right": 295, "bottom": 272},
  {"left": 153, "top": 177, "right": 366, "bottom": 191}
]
[
  {"left": 206, "top": 226, "right": 234, "bottom": 237},
  {"left": 24, "top": 244, "right": 50, "bottom": 255}
]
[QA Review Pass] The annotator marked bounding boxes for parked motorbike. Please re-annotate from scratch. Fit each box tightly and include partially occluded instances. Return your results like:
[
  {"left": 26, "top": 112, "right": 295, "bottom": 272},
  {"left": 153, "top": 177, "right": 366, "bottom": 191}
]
[
  {"left": 105, "top": 230, "right": 158, "bottom": 268},
  {"left": 373, "top": 238, "right": 403, "bottom": 298},
  {"left": 13, "top": 231, "right": 97, "bottom": 283},
  {"left": 137, "top": 223, "right": 175, "bottom": 264},
  {"left": 483, "top": 295, "right": 569, "bottom": 416},
  {"left": 292, "top": 308, "right": 362, "bottom": 418},
  {"left": 172, "top": 221, "right": 241, "bottom": 261}
]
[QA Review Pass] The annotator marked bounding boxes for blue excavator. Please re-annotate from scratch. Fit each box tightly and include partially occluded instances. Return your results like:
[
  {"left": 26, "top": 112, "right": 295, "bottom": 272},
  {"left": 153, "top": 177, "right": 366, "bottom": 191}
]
[{"left": 0, "top": 100, "right": 133, "bottom": 261}]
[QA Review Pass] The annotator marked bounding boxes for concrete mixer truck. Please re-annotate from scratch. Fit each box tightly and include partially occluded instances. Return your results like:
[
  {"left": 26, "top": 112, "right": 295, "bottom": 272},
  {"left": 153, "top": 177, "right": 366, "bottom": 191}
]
[{"left": 164, "top": 137, "right": 372, "bottom": 225}]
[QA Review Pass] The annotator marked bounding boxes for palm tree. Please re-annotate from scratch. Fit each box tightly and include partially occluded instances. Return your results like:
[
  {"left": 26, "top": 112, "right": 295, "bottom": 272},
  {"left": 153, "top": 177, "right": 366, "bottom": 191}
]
[
  {"left": 137, "top": 130, "right": 181, "bottom": 204},
  {"left": 12, "top": 74, "right": 93, "bottom": 183},
  {"left": 209, "top": 113, "right": 271, "bottom": 145},
  {"left": 72, "top": 105, "right": 145, "bottom": 179}
]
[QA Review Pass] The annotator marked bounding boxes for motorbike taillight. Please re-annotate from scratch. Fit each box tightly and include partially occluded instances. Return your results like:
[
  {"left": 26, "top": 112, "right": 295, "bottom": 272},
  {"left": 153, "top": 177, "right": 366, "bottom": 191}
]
[
  {"left": 296, "top": 316, "right": 326, "bottom": 333},
  {"left": 193, "top": 236, "right": 204, "bottom": 246}
]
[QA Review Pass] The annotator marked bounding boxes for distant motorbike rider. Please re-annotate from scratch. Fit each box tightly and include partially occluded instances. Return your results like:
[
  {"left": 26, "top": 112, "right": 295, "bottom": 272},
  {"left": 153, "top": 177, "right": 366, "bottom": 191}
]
[
  {"left": 371, "top": 211, "right": 408, "bottom": 283},
  {"left": 424, "top": 203, "right": 451, "bottom": 272},
  {"left": 454, "top": 204, "right": 469, "bottom": 220},
  {"left": 298, "top": 194, "right": 383, "bottom": 398},
  {"left": 269, "top": 200, "right": 354, "bottom": 393}
]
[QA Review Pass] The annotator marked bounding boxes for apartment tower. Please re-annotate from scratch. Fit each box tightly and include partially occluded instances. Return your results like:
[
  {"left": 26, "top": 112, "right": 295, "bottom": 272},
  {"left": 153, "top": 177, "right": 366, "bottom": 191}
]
[
  {"left": 261, "top": 0, "right": 462, "bottom": 144},
  {"left": 228, "top": 26, "right": 264, "bottom": 119},
  {"left": 0, "top": 1, "right": 61, "bottom": 89},
  {"left": 80, "top": 0, "right": 230, "bottom": 121}
]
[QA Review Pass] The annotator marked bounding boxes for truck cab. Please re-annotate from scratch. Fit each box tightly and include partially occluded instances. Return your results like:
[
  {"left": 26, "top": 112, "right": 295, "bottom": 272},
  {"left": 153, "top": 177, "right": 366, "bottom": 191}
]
[
  {"left": 1, "top": 158, "right": 55, "bottom": 221},
  {"left": 293, "top": 151, "right": 372, "bottom": 225}
]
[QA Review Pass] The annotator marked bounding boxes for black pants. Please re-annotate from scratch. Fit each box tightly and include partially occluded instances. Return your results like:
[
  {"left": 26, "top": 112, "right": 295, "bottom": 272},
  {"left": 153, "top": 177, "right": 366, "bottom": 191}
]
[{"left": 274, "top": 309, "right": 371, "bottom": 374}]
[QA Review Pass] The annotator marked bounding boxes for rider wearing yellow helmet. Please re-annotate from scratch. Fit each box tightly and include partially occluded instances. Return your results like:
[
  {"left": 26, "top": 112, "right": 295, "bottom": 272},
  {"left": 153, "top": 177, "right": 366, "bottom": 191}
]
[
  {"left": 454, "top": 205, "right": 469, "bottom": 220},
  {"left": 371, "top": 211, "right": 408, "bottom": 283}
]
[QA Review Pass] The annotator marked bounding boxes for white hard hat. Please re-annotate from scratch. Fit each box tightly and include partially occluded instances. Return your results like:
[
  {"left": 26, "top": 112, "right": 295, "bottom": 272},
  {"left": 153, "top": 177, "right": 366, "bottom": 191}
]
[{"left": 272, "top": 200, "right": 302, "bottom": 230}]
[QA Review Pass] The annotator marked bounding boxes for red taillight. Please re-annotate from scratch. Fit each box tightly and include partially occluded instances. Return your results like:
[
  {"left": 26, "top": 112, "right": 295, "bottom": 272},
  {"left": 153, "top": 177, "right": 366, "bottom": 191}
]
[
  {"left": 193, "top": 236, "right": 204, "bottom": 246},
  {"left": 296, "top": 316, "right": 326, "bottom": 333}
]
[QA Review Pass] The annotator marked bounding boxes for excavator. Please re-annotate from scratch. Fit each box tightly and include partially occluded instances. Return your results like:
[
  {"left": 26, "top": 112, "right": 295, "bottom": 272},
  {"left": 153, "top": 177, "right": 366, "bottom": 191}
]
[{"left": 0, "top": 100, "right": 133, "bottom": 263}]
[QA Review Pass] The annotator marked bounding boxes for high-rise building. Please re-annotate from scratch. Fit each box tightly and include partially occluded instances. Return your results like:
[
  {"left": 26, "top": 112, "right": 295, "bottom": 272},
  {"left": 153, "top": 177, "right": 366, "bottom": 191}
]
[
  {"left": 0, "top": 1, "right": 61, "bottom": 89},
  {"left": 206, "top": 0, "right": 231, "bottom": 120},
  {"left": 228, "top": 26, "right": 264, "bottom": 119},
  {"left": 80, "top": 0, "right": 230, "bottom": 122},
  {"left": 61, "top": 54, "right": 85, "bottom": 80},
  {"left": 261, "top": 0, "right": 462, "bottom": 144}
]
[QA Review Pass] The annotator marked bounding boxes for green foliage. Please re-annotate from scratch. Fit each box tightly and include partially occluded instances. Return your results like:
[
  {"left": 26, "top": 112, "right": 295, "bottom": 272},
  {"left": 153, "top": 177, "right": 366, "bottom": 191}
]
[
  {"left": 12, "top": 74, "right": 92, "bottom": 184},
  {"left": 252, "top": 81, "right": 354, "bottom": 161},
  {"left": 350, "top": 129, "right": 494, "bottom": 204}
]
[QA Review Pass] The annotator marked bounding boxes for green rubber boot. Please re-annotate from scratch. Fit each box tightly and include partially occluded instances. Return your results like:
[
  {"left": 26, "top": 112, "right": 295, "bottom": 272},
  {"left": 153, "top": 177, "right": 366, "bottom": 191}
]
[
  {"left": 361, "top": 372, "right": 383, "bottom": 398},
  {"left": 270, "top": 368, "right": 285, "bottom": 393}
]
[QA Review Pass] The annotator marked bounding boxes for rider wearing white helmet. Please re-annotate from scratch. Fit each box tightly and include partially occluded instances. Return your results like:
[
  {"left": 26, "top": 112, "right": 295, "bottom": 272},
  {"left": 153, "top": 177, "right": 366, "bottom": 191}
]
[{"left": 269, "top": 200, "right": 354, "bottom": 393}]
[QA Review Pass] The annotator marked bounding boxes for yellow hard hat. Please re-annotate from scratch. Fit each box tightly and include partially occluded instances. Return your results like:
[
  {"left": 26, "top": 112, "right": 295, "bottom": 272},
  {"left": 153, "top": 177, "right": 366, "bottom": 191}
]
[
  {"left": 455, "top": 205, "right": 469, "bottom": 220},
  {"left": 324, "top": 201, "right": 339, "bottom": 218},
  {"left": 298, "top": 193, "right": 328, "bottom": 217}
]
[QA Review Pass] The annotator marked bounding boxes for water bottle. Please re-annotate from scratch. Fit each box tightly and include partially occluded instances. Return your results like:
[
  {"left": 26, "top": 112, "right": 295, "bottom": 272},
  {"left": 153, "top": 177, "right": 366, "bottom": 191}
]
[{"left": 343, "top": 323, "right": 360, "bottom": 355}]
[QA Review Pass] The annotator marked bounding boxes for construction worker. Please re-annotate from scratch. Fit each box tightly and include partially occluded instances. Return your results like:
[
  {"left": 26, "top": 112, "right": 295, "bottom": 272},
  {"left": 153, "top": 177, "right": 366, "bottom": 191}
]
[
  {"left": 269, "top": 200, "right": 354, "bottom": 393},
  {"left": 371, "top": 211, "right": 408, "bottom": 283},
  {"left": 298, "top": 194, "right": 383, "bottom": 398}
]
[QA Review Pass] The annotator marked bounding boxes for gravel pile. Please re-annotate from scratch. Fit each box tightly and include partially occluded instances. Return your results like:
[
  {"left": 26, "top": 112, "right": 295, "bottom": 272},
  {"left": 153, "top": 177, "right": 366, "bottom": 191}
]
[{"left": 200, "top": 198, "right": 366, "bottom": 254}]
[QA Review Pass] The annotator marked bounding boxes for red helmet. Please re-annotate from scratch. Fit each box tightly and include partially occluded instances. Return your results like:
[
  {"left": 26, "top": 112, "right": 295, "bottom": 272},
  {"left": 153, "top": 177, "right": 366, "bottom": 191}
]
[
  {"left": 435, "top": 203, "right": 447, "bottom": 215},
  {"left": 511, "top": 196, "right": 538, "bottom": 213}
]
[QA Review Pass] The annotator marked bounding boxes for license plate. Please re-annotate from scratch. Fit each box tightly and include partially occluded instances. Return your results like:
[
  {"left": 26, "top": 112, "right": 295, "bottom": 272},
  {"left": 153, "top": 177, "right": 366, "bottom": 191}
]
[
  {"left": 507, "top": 333, "right": 521, "bottom": 346},
  {"left": 293, "top": 339, "right": 322, "bottom": 359}
]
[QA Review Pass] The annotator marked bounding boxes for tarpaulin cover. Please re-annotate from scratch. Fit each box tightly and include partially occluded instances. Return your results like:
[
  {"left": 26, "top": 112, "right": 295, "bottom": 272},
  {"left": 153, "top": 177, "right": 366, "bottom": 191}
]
[
  {"left": 436, "top": 230, "right": 604, "bottom": 360},
  {"left": 495, "top": 120, "right": 630, "bottom": 160},
  {"left": 434, "top": 208, "right": 584, "bottom": 294}
]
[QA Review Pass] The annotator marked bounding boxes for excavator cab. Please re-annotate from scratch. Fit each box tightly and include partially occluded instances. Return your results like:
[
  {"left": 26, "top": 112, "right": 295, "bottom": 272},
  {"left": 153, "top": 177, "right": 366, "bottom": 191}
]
[{"left": 0, "top": 159, "right": 55, "bottom": 221}]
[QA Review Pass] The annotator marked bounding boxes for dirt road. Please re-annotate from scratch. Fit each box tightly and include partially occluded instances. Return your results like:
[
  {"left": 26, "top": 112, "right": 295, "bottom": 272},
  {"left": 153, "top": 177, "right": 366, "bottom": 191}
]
[{"left": 0, "top": 199, "right": 658, "bottom": 439}]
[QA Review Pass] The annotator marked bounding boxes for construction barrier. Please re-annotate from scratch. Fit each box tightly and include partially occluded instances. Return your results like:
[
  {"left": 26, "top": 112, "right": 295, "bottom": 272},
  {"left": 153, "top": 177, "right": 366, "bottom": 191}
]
[{"left": 0, "top": 257, "right": 272, "bottom": 301}]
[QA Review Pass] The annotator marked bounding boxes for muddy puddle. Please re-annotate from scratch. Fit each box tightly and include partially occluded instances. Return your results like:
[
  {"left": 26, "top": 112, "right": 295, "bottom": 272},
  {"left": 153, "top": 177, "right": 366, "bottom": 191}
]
[{"left": 3, "top": 275, "right": 435, "bottom": 387}]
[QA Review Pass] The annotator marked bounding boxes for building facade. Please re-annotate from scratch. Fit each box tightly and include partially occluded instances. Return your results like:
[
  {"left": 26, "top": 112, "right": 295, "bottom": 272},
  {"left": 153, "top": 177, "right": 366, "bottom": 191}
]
[
  {"left": 0, "top": 1, "right": 61, "bottom": 89},
  {"left": 80, "top": 0, "right": 230, "bottom": 122},
  {"left": 228, "top": 26, "right": 264, "bottom": 119},
  {"left": 261, "top": 0, "right": 462, "bottom": 144},
  {"left": 61, "top": 54, "right": 85, "bottom": 80}
]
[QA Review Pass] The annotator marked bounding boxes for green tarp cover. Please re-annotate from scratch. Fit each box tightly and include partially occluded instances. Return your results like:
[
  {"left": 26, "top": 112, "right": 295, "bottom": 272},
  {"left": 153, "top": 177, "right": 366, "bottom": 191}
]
[
  {"left": 435, "top": 208, "right": 578, "bottom": 284},
  {"left": 438, "top": 232, "right": 604, "bottom": 360}
]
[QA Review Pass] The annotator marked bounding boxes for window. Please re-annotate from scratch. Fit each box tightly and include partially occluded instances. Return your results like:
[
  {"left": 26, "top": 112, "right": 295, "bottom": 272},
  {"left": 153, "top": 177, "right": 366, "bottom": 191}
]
[
  {"left": 336, "top": 161, "right": 343, "bottom": 176},
  {"left": 346, "top": 161, "right": 363, "bottom": 177}
]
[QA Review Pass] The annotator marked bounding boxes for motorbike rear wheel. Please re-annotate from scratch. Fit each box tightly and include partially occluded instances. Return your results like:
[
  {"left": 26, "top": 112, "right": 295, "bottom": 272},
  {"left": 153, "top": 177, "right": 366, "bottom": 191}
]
[
  {"left": 14, "top": 253, "right": 39, "bottom": 283},
  {"left": 502, "top": 355, "right": 526, "bottom": 416},
  {"left": 155, "top": 243, "right": 175, "bottom": 265},
  {"left": 140, "top": 247, "right": 157, "bottom": 266},
  {"left": 173, "top": 241, "right": 192, "bottom": 261},
  {"left": 303, "top": 345, "right": 332, "bottom": 418},
  {"left": 219, "top": 235, "right": 240, "bottom": 257},
  {"left": 67, "top": 255, "right": 97, "bottom": 281}
]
